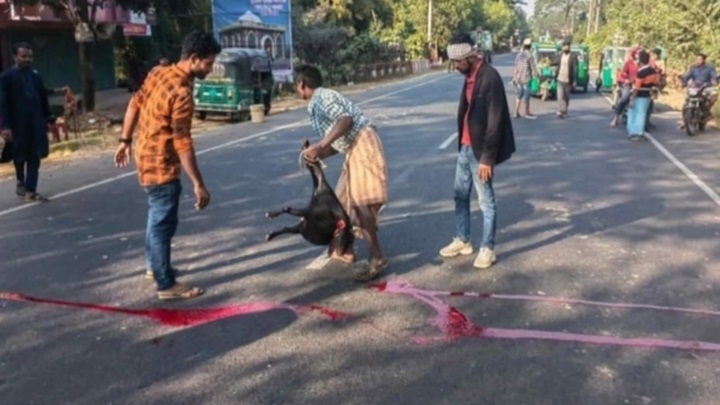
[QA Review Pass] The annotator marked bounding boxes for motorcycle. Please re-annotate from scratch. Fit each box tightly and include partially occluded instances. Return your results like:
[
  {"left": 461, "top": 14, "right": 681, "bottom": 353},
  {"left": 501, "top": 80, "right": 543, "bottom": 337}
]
[{"left": 682, "top": 83, "right": 713, "bottom": 136}]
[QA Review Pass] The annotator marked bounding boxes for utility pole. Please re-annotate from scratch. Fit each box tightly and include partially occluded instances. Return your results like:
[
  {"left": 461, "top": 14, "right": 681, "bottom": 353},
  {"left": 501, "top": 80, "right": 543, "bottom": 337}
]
[
  {"left": 594, "top": 0, "right": 601, "bottom": 33},
  {"left": 586, "top": 0, "right": 595, "bottom": 36},
  {"left": 427, "top": 0, "right": 433, "bottom": 59}
]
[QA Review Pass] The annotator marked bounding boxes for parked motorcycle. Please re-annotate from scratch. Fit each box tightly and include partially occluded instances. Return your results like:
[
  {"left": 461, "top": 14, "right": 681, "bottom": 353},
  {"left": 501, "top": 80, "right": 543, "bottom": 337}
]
[{"left": 682, "top": 83, "right": 713, "bottom": 136}]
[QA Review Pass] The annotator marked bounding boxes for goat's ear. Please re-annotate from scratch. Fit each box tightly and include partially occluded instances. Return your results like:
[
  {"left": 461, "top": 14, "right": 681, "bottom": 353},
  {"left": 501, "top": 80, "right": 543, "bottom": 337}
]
[{"left": 302, "top": 138, "right": 310, "bottom": 149}]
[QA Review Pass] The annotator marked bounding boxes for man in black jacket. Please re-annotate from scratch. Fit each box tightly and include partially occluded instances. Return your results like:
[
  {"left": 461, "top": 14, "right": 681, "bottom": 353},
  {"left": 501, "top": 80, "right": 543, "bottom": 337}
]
[
  {"left": 552, "top": 40, "right": 577, "bottom": 118},
  {"left": 439, "top": 33, "right": 516, "bottom": 269}
]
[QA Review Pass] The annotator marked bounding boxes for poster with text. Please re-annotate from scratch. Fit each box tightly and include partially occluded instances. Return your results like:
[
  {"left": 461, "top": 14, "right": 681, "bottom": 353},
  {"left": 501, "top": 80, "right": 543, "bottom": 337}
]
[{"left": 211, "top": 0, "right": 293, "bottom": 83}]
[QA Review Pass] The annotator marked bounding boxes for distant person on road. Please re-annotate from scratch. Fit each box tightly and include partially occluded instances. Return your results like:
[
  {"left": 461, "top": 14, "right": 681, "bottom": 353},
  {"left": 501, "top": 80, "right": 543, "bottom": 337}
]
[
  {"left": 627, "top": 50, "right": 659, "bottom": 141},
  {"left": 295, "top": 64, "right": 389, "bottom": 282},
  {"left": 439, "top": 33, "right": 515, "bottom": 269},
  {"left": 114, "top": 30, "right": 221, "bottom": 301},
  {"left": 511, "top": 38, "right": 540, "bottom": 119},
  {"left": 551, "top": 40, "right": 577, "bottom": 119},
  {"left": 611, "top": 48, "right": 639, "bottom": 127},
  {"left": 0, "top": 42, "right": 56, "bottom": 202}
]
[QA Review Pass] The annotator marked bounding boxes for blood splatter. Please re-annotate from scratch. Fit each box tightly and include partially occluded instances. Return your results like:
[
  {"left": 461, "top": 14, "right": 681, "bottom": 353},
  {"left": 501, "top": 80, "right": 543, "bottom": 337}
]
[
  {"left": 0, "top": 291, "right": 347, "bottom": 328},
  {"left": 372, "top": 281, "right": 720, "bottom": 352}
]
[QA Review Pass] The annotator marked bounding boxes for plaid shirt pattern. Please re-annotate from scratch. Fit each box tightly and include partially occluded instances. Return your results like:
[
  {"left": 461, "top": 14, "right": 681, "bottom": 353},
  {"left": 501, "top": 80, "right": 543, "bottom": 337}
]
[
  {"left": 308, "top": 87, "right": 370, "bottom": 153},
  {"left": 514, "top": 50, "right": 538, "bottom": 83},
  {"left": 130, "top": 65, "right": 195, "bottom": 187}
]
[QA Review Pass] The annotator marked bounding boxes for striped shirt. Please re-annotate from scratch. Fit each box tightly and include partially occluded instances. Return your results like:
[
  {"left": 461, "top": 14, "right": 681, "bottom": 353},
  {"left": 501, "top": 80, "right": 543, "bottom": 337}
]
[
  {"left": 130, "top": 65, "right": 195, "bottom": 187},
  {"left": 633, "top": 66, "right": 660, "bottom": 98},
  {"left": 307, "top": 87, "right": 370, "bottom": 153},
  {"left": 514, "top": 50, "right": 538, "bottom": 83}
]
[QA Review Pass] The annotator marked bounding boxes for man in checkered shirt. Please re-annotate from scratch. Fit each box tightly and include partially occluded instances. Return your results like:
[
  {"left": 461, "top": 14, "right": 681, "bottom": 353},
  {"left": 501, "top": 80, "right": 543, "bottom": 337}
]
[
  {"left": 114, "top": 31, "right": 221, "bottom": 301},
  {"left": 296, "top": 64, "right": 389, "bottom": 282},
  {"left": 512, "top": 38, "right": 540, "bottom": 119}
]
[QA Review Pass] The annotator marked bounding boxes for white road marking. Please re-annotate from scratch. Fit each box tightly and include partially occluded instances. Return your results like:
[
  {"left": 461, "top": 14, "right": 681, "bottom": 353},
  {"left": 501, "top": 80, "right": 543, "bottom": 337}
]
[
  {"left": 0, "top": 72, "right": 450, "bottom": 219},
  {"left": 438, "top": 132, "right": 458, "bottom": 149},
  {"left": 599, "top": 93, "right": 720, "bottom": 208}
]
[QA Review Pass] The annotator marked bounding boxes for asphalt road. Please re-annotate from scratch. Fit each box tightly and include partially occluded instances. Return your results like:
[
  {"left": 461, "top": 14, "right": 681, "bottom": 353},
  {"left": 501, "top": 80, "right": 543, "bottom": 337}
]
[{"left": 2, "top": 54, "right": 720, "bottom": 405}]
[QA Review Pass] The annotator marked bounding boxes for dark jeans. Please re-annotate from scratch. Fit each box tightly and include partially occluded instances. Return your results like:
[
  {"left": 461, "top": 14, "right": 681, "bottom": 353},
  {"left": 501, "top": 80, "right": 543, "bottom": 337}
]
[
  {"left": 14, "top": 156, "right": 41, "bottom": 192},
  {"left": 145, "top": 179, "right": 182, "bottom": 291}
]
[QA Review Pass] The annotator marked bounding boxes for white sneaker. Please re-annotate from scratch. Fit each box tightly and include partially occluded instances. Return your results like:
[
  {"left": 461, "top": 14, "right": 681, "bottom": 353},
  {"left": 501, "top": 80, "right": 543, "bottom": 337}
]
[
  {"left": 473, "top": 248, "right": 497, "bottom": 269},
  {"left": 439, "top": 238, "right": 474, "bottom": 257}
]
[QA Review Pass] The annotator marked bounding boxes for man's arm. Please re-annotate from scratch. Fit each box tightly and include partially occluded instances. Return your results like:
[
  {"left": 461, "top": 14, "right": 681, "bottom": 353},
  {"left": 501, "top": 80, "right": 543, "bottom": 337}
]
[
  {"left": 0, "top": 74, "right": 10, "bottom": 131},
  {"left": 37, "top": 75, "right": 55, "bottom": 124},
  {"left": 480, "top": 69, "right": 506, "bottom": 166},
  {"left": 171, "top": 88, "right": 205, "bottom": 189},
  {"left": 710, "top": 66, "right": 718, "bottom": 86}
]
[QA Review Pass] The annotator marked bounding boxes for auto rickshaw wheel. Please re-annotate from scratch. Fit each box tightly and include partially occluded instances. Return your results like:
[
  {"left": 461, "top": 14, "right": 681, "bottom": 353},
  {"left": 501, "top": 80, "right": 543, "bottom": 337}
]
[
  {"left": 196, "top": 111, "right": 207, "bottom": 120},
  {"left": 583, "top": 83, "right": 588, "bottom": 93},
  {"left": 595, "top": 78, "right": 601, "bottom": 93}
]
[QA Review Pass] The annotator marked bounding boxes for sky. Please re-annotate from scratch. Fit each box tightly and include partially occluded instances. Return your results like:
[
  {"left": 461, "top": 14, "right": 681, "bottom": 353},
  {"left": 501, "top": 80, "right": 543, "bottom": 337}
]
[{"left": 521, "top": 0, "right": 535, "bottom": 18}]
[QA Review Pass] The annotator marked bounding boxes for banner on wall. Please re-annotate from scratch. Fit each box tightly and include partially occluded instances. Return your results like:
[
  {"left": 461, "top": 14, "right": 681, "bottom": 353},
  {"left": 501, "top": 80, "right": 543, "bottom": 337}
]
[{"left": 211, "top": 0, "right": 293, "bottom": 83}]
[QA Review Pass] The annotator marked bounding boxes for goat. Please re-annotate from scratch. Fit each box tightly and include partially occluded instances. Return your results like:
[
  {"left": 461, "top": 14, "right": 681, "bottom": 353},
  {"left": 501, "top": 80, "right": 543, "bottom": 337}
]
[{"left": 265, "top": 140, "right": 355, "bottom": 258}]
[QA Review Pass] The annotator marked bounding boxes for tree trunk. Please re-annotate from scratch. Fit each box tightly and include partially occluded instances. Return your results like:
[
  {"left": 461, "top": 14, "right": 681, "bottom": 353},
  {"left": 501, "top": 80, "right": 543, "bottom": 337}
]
[{"left": 79, "top": 40, "right": 96, "bottom": 113}]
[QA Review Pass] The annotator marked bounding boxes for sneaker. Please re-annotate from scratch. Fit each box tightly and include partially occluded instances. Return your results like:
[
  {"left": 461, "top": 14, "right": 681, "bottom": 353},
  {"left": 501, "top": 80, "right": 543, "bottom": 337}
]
[
  {"left": 524, "top": 113, "right": 537, "bottom": 120},
  {"left": 439, "top": 238, "right": 474, "bottom": 258},
  {"left": 473, "top": 248, "right": 497, "bottom": 269}
]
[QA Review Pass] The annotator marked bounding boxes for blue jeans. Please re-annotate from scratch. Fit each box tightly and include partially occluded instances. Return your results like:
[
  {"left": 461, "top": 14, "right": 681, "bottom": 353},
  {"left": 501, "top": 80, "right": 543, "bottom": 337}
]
[
  {"left": 454, "top": 146, "right": 497, "bottom": 249},
  {"left": 613, "top": 84, "right": 632, "bottom": 115},
  {"left": 14, "top": 156, "right": 40, "bottom": 192},
  {"left": 144, "top": 179, "right": 182, "bottom": 291}
]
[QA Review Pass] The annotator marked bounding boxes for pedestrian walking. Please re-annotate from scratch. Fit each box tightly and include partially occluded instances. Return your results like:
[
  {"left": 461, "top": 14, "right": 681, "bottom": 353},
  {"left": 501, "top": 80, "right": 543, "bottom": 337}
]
[
  {"left": 552, "top": 40, "right": 577, "bottom": 118},
  {"left": 0, "top": 42, "right": 56, "bottom": 202},
  {"left": 439, "top": 33, "right": 516, "bottom": 269},
  {"left": 114, "top": 30, "right": 221, "bottom": 301},
  {"left": 512, "top": 38, "right": 540, "bottom": 119},
  {"left": 295, "top": 64, "right": 389, "bottom": 282}
]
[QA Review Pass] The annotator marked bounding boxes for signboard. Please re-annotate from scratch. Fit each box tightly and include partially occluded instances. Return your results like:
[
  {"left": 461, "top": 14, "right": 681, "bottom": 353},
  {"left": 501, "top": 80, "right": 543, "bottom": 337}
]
[
  {"left": 123, "top": 11, "right": 152, "bottom": 37},
  {"left": 211, "top": 0, "right": 293, "bottom": 83},
  {"left": 123, "top": 23, "right": 152, "bottom": 36}
]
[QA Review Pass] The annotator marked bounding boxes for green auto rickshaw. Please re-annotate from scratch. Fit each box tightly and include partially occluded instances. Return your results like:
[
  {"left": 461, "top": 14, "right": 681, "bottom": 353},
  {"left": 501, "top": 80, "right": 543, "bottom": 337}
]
[
  {"left": 595, "top": 46, "right": 629, "bottom": 96},
  {"left": 529, "top": 42, "right": 561, "bottom": 101},
  {"left": 194, "top": 48, "right": 274, "bottom": 122},
  {"left": 571, "top": 44, "right": 590, "bottom": 92}
]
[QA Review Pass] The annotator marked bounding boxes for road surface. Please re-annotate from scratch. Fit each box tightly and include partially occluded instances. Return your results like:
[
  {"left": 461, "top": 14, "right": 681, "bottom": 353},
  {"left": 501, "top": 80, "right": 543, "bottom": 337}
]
[{"left": 2, "top": 54, "right": 720, "bottom": 405}]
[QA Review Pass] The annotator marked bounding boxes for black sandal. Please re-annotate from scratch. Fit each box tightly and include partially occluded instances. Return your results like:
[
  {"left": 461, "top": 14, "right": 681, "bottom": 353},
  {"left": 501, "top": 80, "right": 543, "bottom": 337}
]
[{"left": 355, "top": 258, "right": 387, "bottom": 282}]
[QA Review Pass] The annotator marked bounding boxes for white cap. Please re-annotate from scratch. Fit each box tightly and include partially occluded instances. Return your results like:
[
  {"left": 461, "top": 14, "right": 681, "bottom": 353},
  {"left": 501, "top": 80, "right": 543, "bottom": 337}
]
[{"left": 523, "top": 38, "right": 532, "bottom": 46}]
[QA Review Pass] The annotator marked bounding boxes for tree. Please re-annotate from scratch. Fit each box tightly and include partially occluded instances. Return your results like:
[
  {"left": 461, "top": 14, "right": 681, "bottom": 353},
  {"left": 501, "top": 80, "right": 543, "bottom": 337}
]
[{"left": 11, "top": 0, "right": 151, "bottom": 112}]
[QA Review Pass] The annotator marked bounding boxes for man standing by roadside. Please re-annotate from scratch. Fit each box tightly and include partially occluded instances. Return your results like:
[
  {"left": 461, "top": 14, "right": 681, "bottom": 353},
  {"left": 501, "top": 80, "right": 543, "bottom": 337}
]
[
  {"left": 439, "top": 33, "right": 515, "bottom": 269},
  {"left": 114, "top": 31, "right": 221, "bottom": 301},
  {"left": 512, "top": 38, "right": 539, "bottom": 119},
  {"left": 552, "top": 40, "right": 577, "bottom": 119},
  {"left": 0, "top": 42, "right": 56, "bottom": 202},
  {"left": 296, "top": 64, "right": 389, "bottom": 282}
]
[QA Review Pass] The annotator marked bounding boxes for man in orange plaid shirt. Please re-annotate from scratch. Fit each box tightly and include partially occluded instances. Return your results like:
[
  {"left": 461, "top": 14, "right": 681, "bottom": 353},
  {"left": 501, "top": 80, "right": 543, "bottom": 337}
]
[{"left": 114, "top": 31, "right": 221, "bottom": 301}]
